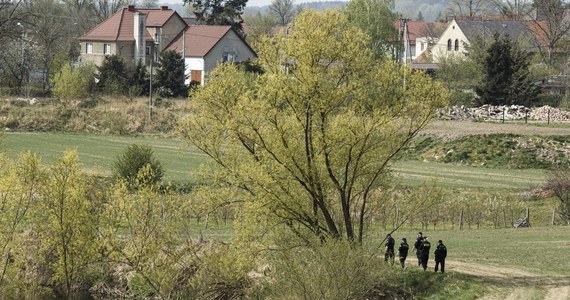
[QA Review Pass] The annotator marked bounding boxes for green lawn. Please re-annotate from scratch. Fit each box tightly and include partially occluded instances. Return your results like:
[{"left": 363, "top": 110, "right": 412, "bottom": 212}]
[
  {"left": 3, "top": 132, "right": 208, "bottom": 182},
  {"left": 393, "top": 160, "right": 546, "bottom": 189},
  {"left": 3, "top": 132, "right": 547, "bottom": 189},
  {"left": 371, "top": 226, "right": 570, "bottom": 276}
]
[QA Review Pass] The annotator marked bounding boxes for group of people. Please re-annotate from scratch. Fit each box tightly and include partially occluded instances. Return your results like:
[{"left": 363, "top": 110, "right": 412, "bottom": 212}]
[{"left": 384, "top": 232, "right": 447, "bottom": 272}]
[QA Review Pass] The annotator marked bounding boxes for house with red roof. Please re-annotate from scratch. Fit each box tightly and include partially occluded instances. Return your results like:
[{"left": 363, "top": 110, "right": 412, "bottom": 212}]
[
  {"left": 79, "top": 5, "right": 256, "bottom": 85},
  {"left": 164, "top": 25, "right": 256, "bottom": 84}
]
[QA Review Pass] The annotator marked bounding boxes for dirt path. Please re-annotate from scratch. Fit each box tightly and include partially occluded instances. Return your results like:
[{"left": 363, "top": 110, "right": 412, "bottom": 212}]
[
  {"left": 424, "top": 120, "right": 570, "bottom": 138},
  {"left": 446, "top": 260, "right": 570, "bottom": 300}
]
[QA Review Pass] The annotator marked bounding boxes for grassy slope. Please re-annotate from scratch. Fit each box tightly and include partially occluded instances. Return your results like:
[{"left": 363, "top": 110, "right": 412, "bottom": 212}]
[
  {"left": 4, "top": 132, "right": 547, "bottom": 189},
  {"left": 4, "top": 132, "right": 208, "bottom": 182}
]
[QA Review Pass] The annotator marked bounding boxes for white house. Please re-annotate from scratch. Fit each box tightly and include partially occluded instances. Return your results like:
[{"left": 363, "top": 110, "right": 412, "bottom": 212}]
[
  {"left": 164, "top": 25, "right": 256, "bottom": 85},
  {"left": 432, "top": 19, "right": 542, "bottom": 63}
]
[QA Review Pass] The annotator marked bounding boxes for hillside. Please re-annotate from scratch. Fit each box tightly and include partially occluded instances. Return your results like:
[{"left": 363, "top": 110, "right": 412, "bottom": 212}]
[
  {"left": 244, "top": 0, "right": 450, "bottom": 21},
  {"left": 405, "top": 121, "right": 570, "bottom": 169}
]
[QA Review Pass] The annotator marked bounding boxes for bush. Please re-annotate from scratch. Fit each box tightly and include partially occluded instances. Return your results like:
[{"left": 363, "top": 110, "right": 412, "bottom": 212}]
[
  {"left": 534, "top": 93, "right": 562, "bottom": 108},
  {"left": 449, "top": 90, "right": 477, "bottom": 107},
  {"left": 53, "top": 64, "right": 95, "bottom": 101},
  {"left": 113, "top": 144, "right": 164, "bottom": 187},
  {"left": 264, "top": 239, "right": 388, "bottom": 299}
]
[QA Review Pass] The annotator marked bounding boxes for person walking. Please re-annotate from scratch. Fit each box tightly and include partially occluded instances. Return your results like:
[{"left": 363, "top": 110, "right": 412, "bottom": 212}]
[
  {"left": 434, "top": 240, "right": 447, "bottom": 273},
  {"left": 413, "top": 232, "right": 424, "bottom": 266},
  {"left": 384, "top": 233, "right": 395, "bottom": 265},
  {"left": 398, "top": 238, "right": 409, "bottom": 270},
  {"left": 420, "top": 236, "right": 431, "bottom": 271}
]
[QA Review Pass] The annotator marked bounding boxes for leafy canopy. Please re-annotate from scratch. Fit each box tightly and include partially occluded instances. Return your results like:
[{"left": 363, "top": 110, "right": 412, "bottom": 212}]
[
  {"left": 345, "top": 0, "right": 399, "bottom": 59},
  {"left": 181, "top": 9, "right": 449, "bottom": 245}
]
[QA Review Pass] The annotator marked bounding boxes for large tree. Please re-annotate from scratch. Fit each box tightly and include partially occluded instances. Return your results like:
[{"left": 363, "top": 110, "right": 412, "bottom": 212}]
[
  {"left": 475, "top": 34, "right": 539, "bottom": 106},
  {"left": 184, "top": 0, "right": 247, "bottom": 38},
  {"left": 27, "top": 0, "right": 70, "bottom": 90},
  {"left": 487, "top": 0, "right": 533, "bottom": 20},
  {"left": 180, "top": 10, "right": 448, "bottom": 244},
  {"left": 345, "top": 0, "right": 399, "bottom": 60},
  {"left": 528, "top": 0, "right": 570, "bottom": 64},
  {"left": 268, "top": 0, "right": 295, "bottom": 26},
  {"left": 446, "top": 0, "right": 495, "bottom": 19},
  {"left": 0, "top": 0, "right": 28, "bottom": 41}
]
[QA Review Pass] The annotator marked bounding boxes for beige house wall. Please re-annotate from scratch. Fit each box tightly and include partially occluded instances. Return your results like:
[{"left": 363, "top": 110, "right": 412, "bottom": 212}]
[
  {"left": 203, "top": 30, "right": 256, "bottom": 73},
  {"left": 158, "top": 17, "right": 186, "bottom": 51},
  {"left": 80, "top": 40, "right": 158, "bottom": 66},
  {"left": 432, "top": 20, "right": 469, "bottom": 63}
]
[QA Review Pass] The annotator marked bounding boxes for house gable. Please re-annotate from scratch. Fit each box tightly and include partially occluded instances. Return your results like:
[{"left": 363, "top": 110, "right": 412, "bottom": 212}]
[
  {"left": 432, "top": 19, "right": 543, "bottom": 63},
  {"left": 432, "top": 19, "right": 469, "bottom": 63}
]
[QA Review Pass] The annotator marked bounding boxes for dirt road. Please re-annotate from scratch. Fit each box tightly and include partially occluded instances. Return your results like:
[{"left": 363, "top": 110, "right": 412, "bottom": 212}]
[
  {"left": 424, "top": 120, "right": 570, "bottom": 138},
  {"left": 446, "top": 260, "right": 570, "bottom": 300}
]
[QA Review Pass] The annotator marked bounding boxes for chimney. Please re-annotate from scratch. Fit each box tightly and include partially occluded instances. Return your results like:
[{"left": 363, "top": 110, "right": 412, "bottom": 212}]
[
  {"left": 127, "top": 5, "right": 135, "bottom": 12},
  {"left": 133, "top": 12, "right": 146, "bottom": 63},
  {"left": 160, "top": 6, "right": 168, "bottom": 10}
]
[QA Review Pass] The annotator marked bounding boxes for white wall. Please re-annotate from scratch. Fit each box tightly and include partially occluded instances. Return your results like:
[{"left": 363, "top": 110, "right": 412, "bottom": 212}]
[
  {"left": 432, "top": 20, "right": 469, "bottom": 63},
  {"left": 184, "top": 57, "right": 204, "bottom": 84}
]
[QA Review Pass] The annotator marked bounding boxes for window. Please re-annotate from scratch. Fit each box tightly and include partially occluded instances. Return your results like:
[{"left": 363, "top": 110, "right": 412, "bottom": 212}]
[
  {"left": 86, "top": 43, "right": 93, "bottom": 54},
  {"left": 447, "top": 39, "right": 452, "bottom": 51},
  {"left": 454, "top": 39, "right": 459, "bottom": 51},
  {"left": 104, "top": 43, "right": 111, "bottom": 55},
  {"left": 146, "top": 46, "right": 150, "bottom": 55},
  {"left": 222, "top": 46, "right": 238, "bottom": 62},
  {"left": 420, "top": 42, "right": 424, "bottom": 51},
  {"left": 154, "top": 33, "right": 160, "bottom": 45}
]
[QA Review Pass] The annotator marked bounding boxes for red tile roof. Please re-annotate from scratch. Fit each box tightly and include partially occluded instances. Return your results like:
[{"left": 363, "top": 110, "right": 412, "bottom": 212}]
[
  {"left": 393, "top": 21, "right": 446, "bottom": 45},
  {"left": 80, "top": 6, "right": 178, "bottom": 42},
  {"left": 527, "top": 20, "right": 549, "bottom": 49},
  {"left": 165, "top": 25, "right": 233, "bottom": 57}
]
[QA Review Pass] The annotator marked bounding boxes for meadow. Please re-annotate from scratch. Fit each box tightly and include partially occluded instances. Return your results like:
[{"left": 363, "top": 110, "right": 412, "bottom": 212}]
[
  {"left": 3, "top": 130, "right": 569, "bottom": 299},
  {"left": 3, "top": 132, "right": 548, "bottom": 189}
]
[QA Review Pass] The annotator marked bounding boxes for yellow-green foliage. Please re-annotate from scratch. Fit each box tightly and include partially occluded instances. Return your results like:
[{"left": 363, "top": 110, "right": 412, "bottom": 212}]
[
  {"left": 0, "top": 152, "right": 44, "bottom": 295},
  {"left": 100, "top": 166, "right": 190, "bottom": 299},
  {"left": 33, "top": 150, "right": 100, "bottom": 297},
  {"left": 265, "top": 239, "right": 387, "bottom": 300},
  {"left": 180, "top": 9, "right": 449, "bottom": 245},
  {"left": 52, "top": 64, "right": 94, "bottom": 101}
]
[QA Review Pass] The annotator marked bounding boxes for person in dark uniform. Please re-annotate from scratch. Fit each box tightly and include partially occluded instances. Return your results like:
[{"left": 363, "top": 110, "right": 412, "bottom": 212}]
[
  {"left": 420, "top": 236, "right": 431, "bottom": 271},
  {"left": 434, "top": 240, "right": 447, "bottom": 273},
  {"left": 398, "top": 238, "right": 409, "bottom": 270},
  {"left": 384, "top": 233, "right": 395, "bottom": 265},
  {"left": 413, "top": 232, "right": 424, "bottom": 266}
]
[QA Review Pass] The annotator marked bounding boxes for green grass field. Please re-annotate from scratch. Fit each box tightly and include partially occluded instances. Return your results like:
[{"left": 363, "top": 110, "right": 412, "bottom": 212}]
[
  {"left": 3, "top": 132, "right": 567, "bottom": 299},
  {"left": 3, "top": 132, "right": 208, "bottom": 182},
  {"left": 3, "top": 132, "right": 547, "bottom": 189},
  {"left": 386, "top": 226, "right": 570, "bottom": 276}
]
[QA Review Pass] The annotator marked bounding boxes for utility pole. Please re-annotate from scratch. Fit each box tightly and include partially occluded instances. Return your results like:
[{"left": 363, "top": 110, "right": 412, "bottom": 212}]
[
  {"left": 400, "top": 18, "right": 410, "bottom": 96},
  {"left": 148, "top": 42, "right": 158, "bottom": 120}
]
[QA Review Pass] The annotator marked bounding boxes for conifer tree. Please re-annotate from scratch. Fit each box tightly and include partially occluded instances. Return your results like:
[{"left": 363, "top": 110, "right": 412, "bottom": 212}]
[{"left": 475, "top": 34, "right": 538, "bottom": 106}]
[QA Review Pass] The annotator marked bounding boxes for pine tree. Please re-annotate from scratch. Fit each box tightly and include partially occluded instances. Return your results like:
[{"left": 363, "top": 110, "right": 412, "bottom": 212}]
[
  {"left": 185, "top": 0, "right": 247, "bottom": 38},
  {"left": 155, "top": 50, "right": 187, "bottom": 98},
  {"left": 475, "top": 34, "right": 538, "bottom": 106}
]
